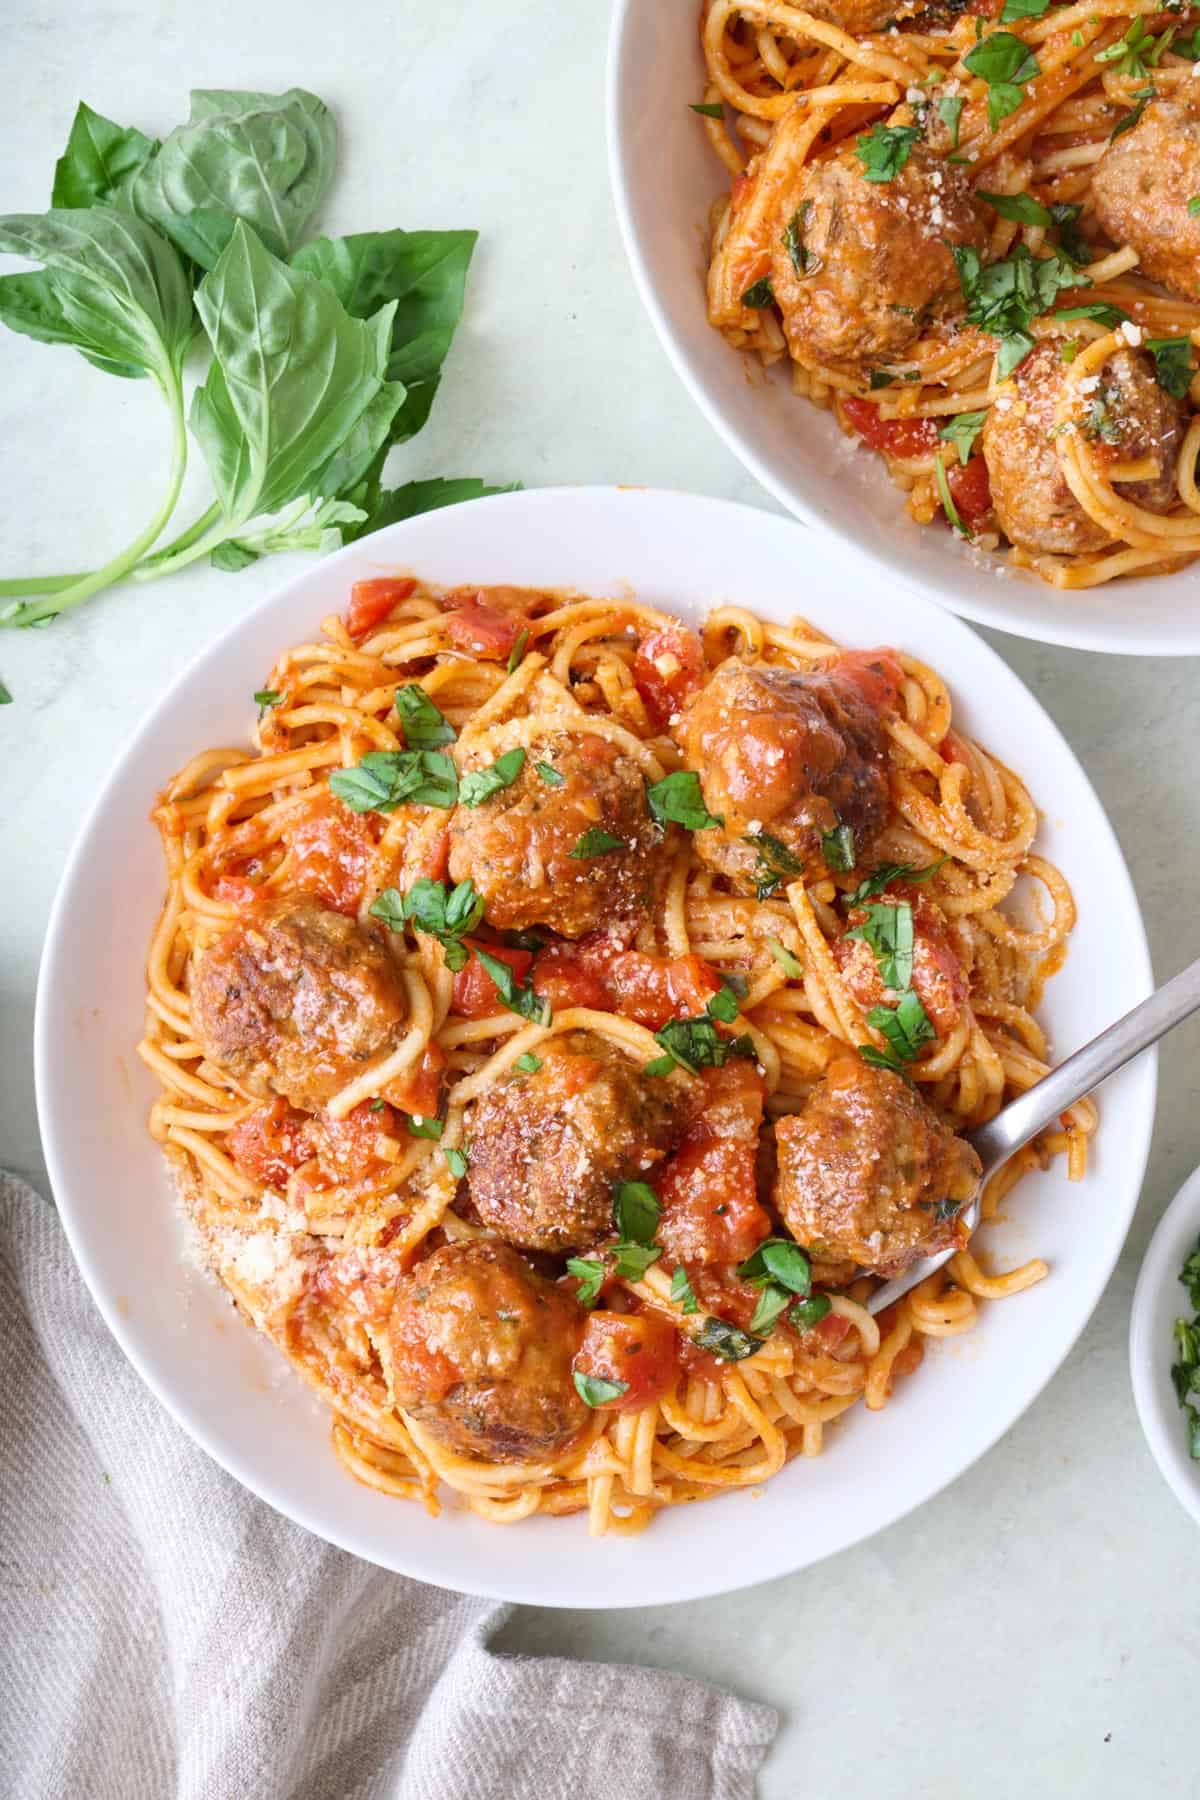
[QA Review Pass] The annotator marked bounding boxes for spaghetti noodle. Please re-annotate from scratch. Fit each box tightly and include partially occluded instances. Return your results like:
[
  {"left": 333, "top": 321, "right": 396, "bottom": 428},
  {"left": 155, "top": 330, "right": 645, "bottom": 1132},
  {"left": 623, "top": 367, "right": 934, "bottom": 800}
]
[
  {"left": 140, "top": 577, "right": 1094, "bottom": 1533},
  {"left": 697, "top": 0, "right": 1200, "bottom": 587}
]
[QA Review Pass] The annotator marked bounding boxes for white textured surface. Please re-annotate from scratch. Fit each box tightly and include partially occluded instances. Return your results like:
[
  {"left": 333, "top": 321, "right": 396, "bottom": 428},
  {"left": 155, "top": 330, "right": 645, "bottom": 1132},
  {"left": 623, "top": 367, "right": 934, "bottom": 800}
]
[{"left": 2, "top": 3, "right": 1198, "bottom": 1795}]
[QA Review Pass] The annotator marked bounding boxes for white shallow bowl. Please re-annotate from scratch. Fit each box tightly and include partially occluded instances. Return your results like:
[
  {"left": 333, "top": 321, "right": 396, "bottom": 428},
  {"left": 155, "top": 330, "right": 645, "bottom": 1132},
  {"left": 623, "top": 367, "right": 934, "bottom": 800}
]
[
  {"left": 606, "top": 0, "right": 1200, "bottom": 656},
  {"left": 1130, "top": 1168, "right": 1200, "bottom": 1529},
  {"left": 37, "top": 486, "right": 1156, "bottom": 1606}
]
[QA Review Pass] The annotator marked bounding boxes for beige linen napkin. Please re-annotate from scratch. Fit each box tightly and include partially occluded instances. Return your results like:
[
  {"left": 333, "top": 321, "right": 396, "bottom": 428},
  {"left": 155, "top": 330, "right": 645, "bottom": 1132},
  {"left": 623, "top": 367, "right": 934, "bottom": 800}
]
[{"left": 0, "top": 1173, "right": 776, "bottom": 1800}]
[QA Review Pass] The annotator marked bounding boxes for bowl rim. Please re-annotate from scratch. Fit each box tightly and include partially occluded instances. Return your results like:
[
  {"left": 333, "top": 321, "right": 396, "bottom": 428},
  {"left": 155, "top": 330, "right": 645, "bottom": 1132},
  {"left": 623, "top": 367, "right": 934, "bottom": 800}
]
[
  {"left": 34, "top": 484, "right": 1158, "bottom": 1603},
  {"left": 604, "top": 0, "right": 1200, "bottom": 658},
  {"left": 1129, "top": 1164, "right": 1200, "bottom": 1530}
]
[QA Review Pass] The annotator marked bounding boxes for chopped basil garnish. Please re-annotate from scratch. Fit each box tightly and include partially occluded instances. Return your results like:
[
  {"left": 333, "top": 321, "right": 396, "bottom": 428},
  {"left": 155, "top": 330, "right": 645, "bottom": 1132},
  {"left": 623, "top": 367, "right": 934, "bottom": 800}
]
[
  {"left": 1054, "top": 301, "right": 1130, "bottom": 328},
  {"left": 854, "top": 123, "right": 921, "bottom": 183},
  {"left": 690, "top": 101, "right": 725, "bottom": 118},
  {"left": 1189, "top": 197, "right": 1200, "bottom": 218},
  {"left": 458, "top": 746, "right": 527, "bottom": 808},
  {"left": 573, "top": 1371, "right": 629, "bottom": 1407},
  {"left": 848, "top": 858, "right": 945, "bottom": 905},
  {"left": 822, "top": 822, "right": 856, "bottom": 872},
  {"left": 934, "top": 454, "right": 971, "bottom": 539},
  {"left": 867, "top": 990, "right": 936, "bottom": 1064},
  {"left": 515, "top": 1051, "right": 542, "bottom": 1073},
  {"left": 1095, "top": 15, "right": 1169, "bottom": 77},
  {"left": 567, "top": 1256, "right": 606, "bottom": 1307},
  {"left": 536, "top": 760, "right": 564, "bottom": 786},
  {"left": 706, "top": 985, "right": 741, "bottom": 1024},
  {"left": 935, "top": 94, "right": 964, "bottom": 148},
  {"left": 749, "top": 1285, "right": 793, "bottom": 1334},
  {"left": 694, "top": 1317, "right": 764, "bottom": 1362},
  {"left": 738, "top": 1238, "right": 813, "bottom": 1295},
  {"left": 747, "top": 830, "right": 805, "bottom": 900},
  {"left": 741, "top": 276, "right": 775, "bottom": 309},
  {"left": 254, "top": 687, "right": 282, "bottom": 717},
  {"left": 373, "top": 876, "right": 484, "bottom": 972},
  {"left": 646, "top": 770, "right": 724, "bottom": 831},
  {"left": 962, "top": 31, "right": 1040, "bottom": 129},
  {"left": 613, "top": 1180, "right": 660, "bottom": 1246},
  {"left": 407, "top": 1115, "right": 443, "bottom": 1140},
  {"left": 671, "top": 1266, "right": 700, "bottom": 1314},
  {"left": 369, "top": 1097, "right": 387, "bottom": 1113},
  {"left": 977, "top": 189, "right": 1051, "bottom": 227},
  {"left": 1000, "top": 0, "right": 1049, "bottom": 19},
  {"left": 790, "top": 1293, "right": 833, "bottom": 1332},
  {"left": 767, "top": 938, "right": 804, "bottom": 979},
  {"left": 952, "top": 243, "right": 1084, "bottom": 379},
  {"left": 846, "top": 898, "right": 916, "bottom": 991},
  {"left": 506, "top": 628, "right": 530, "bottom": 674},
  {"left": 473, "top": 944, "right": 551, "bottom": 1024},
  {"left": 569, "top": 827, "right": 627, "bottom": 859},
  {"left": 782, "top": 201, "right": 821, "bottom": 276},
  {"left": 329, "top": 748, "right": 458, "bottom": 813},
  {"left": 1171, "top": 1233, "right": 1200, "bottom": 1460},
  {"left": 939, "top": 410, "right": 988, "bottom": 467},
  {"left": 1145, "top": 336, "right": 1194, "bottom": 401},
  {"left": 1110, "top": 87, "right": 1154, "bottom": 141},
  {"left": 395, "top": 684, "right": 455, "bottom": 749},
  {"left": 646, "top": 1014, "right": 755, "bottom": 1077},
  {"left": 1050, "top": 201, "right": 1091, "bottom": 266},
  {"left": 612, "top": 1242, "right": 663, "bottom": 1282},
  {"left": 443, "top": 1145, "right": 469, "bottom": 1179}
]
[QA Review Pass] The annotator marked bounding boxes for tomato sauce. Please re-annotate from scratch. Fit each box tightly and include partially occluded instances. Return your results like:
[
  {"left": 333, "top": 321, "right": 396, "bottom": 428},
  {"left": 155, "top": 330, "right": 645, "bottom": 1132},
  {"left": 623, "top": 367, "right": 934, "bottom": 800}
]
[
  {"left": 631, "top": 623, "right": 706, "bottom": 729},
  {"left": 574, "top": 1309, "right": 680, "bottom": 1410},
  {"left": 841, "top": 396, "right": 940, "bottom": 462},
  {"left": 282, "top": 790, "right": 380, "bottom": 916}
]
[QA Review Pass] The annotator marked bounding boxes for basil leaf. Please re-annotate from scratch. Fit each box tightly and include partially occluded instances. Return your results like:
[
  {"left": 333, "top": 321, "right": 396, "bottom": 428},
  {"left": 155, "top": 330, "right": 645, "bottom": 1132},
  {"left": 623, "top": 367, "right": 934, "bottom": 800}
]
[
  {"left": 348, "top": 476, "right": 521, "bottom": 544},
  {"left": 1000, "top": 0, "right": 1049, "bottom": 18},
  {"left": 1189, "top": 197, "right": 1200, "bottom": 218},
  {"left": 292, "top": 227, "right": 477, "bottom": 453},
  {"left": 574, "top": 1371, "right": 629, "bottom": 1407},
  {"left": 867, "top": 989, "right": 936, "bottom": 1062},
  {"left": 0, "top": 680, "right": 10, "bottom": 704},
  {"left": 536, "top": 761, "right": 565, "bottom": 787},
  {"left": 706, "top": 986, "right": 741, "bottom": 1024},
  {"left": 396, "top": 685, "right": 455, "bottom": 748},
  {"left": 407, "top": 1115, "right": 443, "bottom": 1140},
  {"left": 782, "top": 201, "right": 821, "bottom": 276},
  {"left": 1145, "top": 336, "right": 1194, "bottom": 400},
  {"left": 650, "top": 1014, "right": 755, "bottom": 1076},
  {"left": 612, "top": 1242, "right": 663, "bottom": 1282},
  {"left": 790, "top": 1293, "right": 833, "bottom": 1332},
  {"left": 646, "top": 770, "right": 723, "bottom": 831},
  {"left": 1095, "top": 15, "right": 1161, "bottom": 77},
  {"left": 855, "top": 123, "right": 921, "bottom": 183},
  {"left": 514, "top": 1052, "right": 542, "bottom": 1073},
  {"left": 1049, "top": 201, "right": 1091, "bottom": 266},
  {"left": 613, "top": 1181, "right": 660, "bottom": 1246},
  {"left": 767, "top": 938, "right": 804, "bottom": 978},
  {"left": 939, "top": 410, "right": 988, "bottom": 466},
  {"left": 1110, "top": 88, "right": 1155, "bottom": 141},
  {"left": 506, "top": 628, "right": 530, "bottom": 675},
  {"left": 671, "top": 1266, "right": 700, "bottom": 1314},
  {"left": 570, "top": 828, "right": 627, "bottom": 859},
  {"left": 51, "top": 102, "right": 159, "bottom": 210},
  {"left": 953, "top": 242, "right": 1084, "bottom": 379},
  {"left": 459, "top": 747, "right": 527, "bottom": 808},
  {"left": 643, "top": 1055, "right": 678, "bottom": 1078},
  {"left": 741, "top": 276, "right": 774, "bottom": 308},
  {"left": 127, "top": 88, "right": 336, "bottom": 269},
  {"left": 443, "top": 1146, "right": 468, "bottom": 1179},
  {"left": 859, "top": 1042, "right": 908, "bottom": 1074},
  {"left": 1053, "top": 301, "right": 1130, "bottom": 328},
  {"left": 935, "top": 94, "right": 964, "bottom": 149},
  {"left": 749, "top": 1285, "right": 792, "bottom": 1335},
  {"left": 567, "top": 1257, "right": 606, "bottom": 1307},
  {"left": 822, "top": 823, "right": 855, "bottom": 872},
  {"left": 977, "top": 190, "right": 1052, "bottom": 227},
  {"left": 963, "top": 33, "right": 1040, "bottom": 128},
  {"left": 690, "top": 101, "right": 725, "bottom": 118},
  {"left": 254, "top": 687, "right": 282, "bottom": 714},
  {"left": 738, "top": 1238, "right": 812, "bottom": 1295},
  {"left": 473, "top": 944, "right": 551, "bottom": 1024},
  {"left": 747, "top": 830, "right": 805, "bottom": 900},
  {"left": 329, "top": 749, "right": 458, "bottom": 813},
  {"left": 1180, "top": 1240, "right": 1200, "bottom": 1311},
  {"left": 848, "top": 858, "right": 945, "bottom": 904},
  {"left": 374, "top": 876, "right": 484, "bottom": 968},
  {"left": 369, "top": 887, "right": 407, "bottom": 932},
  {"left": 934, "top": 453, "right": 972, "bottom": 538},
  {"left": 694, "top": 1317, "right": 764, "bottom": 1362}
]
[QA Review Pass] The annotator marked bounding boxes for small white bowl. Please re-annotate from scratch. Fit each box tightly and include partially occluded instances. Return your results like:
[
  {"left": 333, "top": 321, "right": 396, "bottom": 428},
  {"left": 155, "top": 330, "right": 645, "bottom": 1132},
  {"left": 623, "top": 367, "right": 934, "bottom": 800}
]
[
  {"left": 1130, "top": 1168, "right": 1200, "bottom": 1529},
  {"left": 606, "top": 0, "right": 1200, "bottom": 655}
]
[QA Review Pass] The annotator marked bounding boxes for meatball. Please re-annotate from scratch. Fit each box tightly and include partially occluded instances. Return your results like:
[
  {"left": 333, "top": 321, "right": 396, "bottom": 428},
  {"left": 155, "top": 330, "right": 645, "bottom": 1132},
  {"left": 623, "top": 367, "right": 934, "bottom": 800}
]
[
  {"left": 1091, "top": 95, "right": 1200, "bottom": 303},
  {"left": 446, "top": 731, "right": 664, "bottom": 939},
  {"left": 387, "top": 1240, "right": 589, "bottom": 1462},
  {"left": 465, "top": 1031, "right": 676, "bottom": 1252},
  {"left": 673, "top": 657, "right": 892, "bottom": 894},
  {"left": 189, "top": 896, "right": 407, "bottom": 1111},
  {"left": 771, "top": 142, "right": 986, "bottom": 368},
  {"left": 773, "top": 1057, "right": 981, "bottom": 1277},
  {"left": 982, "top": 341, "right": 1185, "bottom": 556}
]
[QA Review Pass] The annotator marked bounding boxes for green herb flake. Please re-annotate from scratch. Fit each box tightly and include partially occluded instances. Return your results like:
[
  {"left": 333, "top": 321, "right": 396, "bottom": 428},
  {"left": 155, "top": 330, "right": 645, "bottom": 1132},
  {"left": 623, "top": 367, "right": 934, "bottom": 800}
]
[
  {"left": 373, "top": 876, "right": 484, "bottom": 971},
  {"left": 671, "top": 1266, "right": 700, "bottom": 1314},
  {"left": 1000, "top": 0, "right": 1049, "bottom": 18},
  {"left": 790, "top": 1292, "right": 833, "bottom": 1332},
  {"left": 395, "top": 684, "right": 455, "bottom": 749},
  {"left": 1145, "top": 336, "right": 1194, "bottom": 400},
  {"left": 867, "top": 989, "right": 937, "bottom": 1064},
  {"left": 767, "top": 938, "right": 804, "bottom": 979},
  {"left": 536, "top": 760, "right": 565, "bottom": 786},
  {"left": 329, "top": 748, "right": 458, "bottom": 814},
  {"left": 567, "top": 1257, "right": 607, "bottom": 1307},
  {"left": 693, "top": 1317, "right": 765, "bottom": 1362},
  {"left": 738, "top": 1237, "right": 813, "bottom": 1297},
  {"left": 977, "top": 189, "right": 1052, "bottom": 227},
  {"left": 407, "top": 1115, "right": 443, "bottom": 1140},
  {"left": 962, "top": 32, "right": 1040, "bottom": 129},
  {"left": 613, "top": 1180, "right": 661, "bottom": 1246},
  {"left": 782, "top": 201, "right": 821, "bottom": 277},
  {"left": 854, "top": 123, "right": 921, "bottom": 183},
  {"left": 690, "top": 101, "right": 725, "bottom": 118},
  {"left": 1110, "top": 87, "right": 1155, "bottom": 141},
  {"left": 747, "top": 830, "right": 805, "bottom": 900},
  {"left": 646, "top": 770, "right": 724, "bottom": 831},
  {"left": 473, "top": 943, "right": 551, "bottom": 1025},
  {"left": 706, "top": 985, "right": 741, "bottom": 1025},
  {"left": 741, "top": 276, "right": 775, "bottom": 309},
  {"left": 846, "top": 897, "right": 916, "bottom": 991},
  {"left": 458, "top": 746, "right": 527, "bottom": 808},
  {"left": 939, "top": 410, "right": 988, "bottom": 466},
  {"left": 612, "top": 1242, "right": 663, "bottom": 1282},
  {"left": 648, "top": 1014, "right": 756, "bottom": 1077},
  {"left": 506, "top": 628, "right": 530, "bottom": 674},
  {"left": 936, "top": 94, "right": 965, "bottom": 148},
  {"left": 934, "top": 453, "right": 972, "bottom": 538},
  {"left": 569, "top": 827, "right": 627, "bottom": 859},
  {"left": 254, "top": 687, "right": 282, "bottom": 716},
  {"left": 573, "top": 1370, "right": 629, "bottom": 1407},
  {"left": 515, "top": 1051, "right": 542, "bottom": 1073},
  {"left": 952, "top": 242, "right": 1084, "bottom": 381},
  {"left": 848, "top": 857, "right": 945, "bottom": 905},
  {"left": 1054, "top": 301, "right": 1130, "bottom": 329},
  {"left": 443, "top": 1145, "right": 468, "bottom": 1179},
  {"left": 822, "top": 822, "right": 856, "bottom": 872},
  {"left": 1189, "top": 196, "right": 1200, "bottom": 217}
]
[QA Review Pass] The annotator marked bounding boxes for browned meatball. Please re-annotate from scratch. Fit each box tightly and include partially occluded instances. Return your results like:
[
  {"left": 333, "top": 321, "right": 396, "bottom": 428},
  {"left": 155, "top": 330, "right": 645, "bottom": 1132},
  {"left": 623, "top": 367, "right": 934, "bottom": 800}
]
[
  {"left": 806, "top": 0, "right": 917, "bottom": 26},
  {"left": 771, "top": 142, "right": 986, "bottom": 368},
  {"left": 982, "top": 340, "right": 1185, "bottom": 556},
  {"left": 447, "top": 731, "right": 664, "bottom": 939},
  {"left": 465, "top": 1031, "right": 676, "bottom": 1253},
  {"left": 189, "top": 896, "right": 407, "bottom": 1111},
  {"left": 1091, "top": 95, "right": 1200, "bottom": 303},
  {"left": 773, "top": 1057, "right": 981, "bottom": 1277},
  {"left": 673, "top": 657, "right": 892, "bottom": 894},
  {"left": 387, "top": 1240, "right": 589, "bottom": 1463}
]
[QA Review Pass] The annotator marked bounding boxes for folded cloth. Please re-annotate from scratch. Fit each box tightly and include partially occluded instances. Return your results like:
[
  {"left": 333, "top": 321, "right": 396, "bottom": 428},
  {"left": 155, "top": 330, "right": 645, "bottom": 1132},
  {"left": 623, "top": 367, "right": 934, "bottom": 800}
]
[{"left": 0, "top": 1173, "right": 776, "bottom": 1800}]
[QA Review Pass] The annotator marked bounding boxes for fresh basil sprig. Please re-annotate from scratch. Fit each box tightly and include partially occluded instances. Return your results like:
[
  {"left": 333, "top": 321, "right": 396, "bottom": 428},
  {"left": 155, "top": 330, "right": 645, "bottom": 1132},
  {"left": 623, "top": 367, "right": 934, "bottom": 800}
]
[
  {"left": 646, "top": 770, "right": 723, "bottom": 831},
  {"left": 329, "top": 748, "right": 458, "bottom": 813},
  {"left": 459, "top": 747, "right": 527, "bottom": 808}
]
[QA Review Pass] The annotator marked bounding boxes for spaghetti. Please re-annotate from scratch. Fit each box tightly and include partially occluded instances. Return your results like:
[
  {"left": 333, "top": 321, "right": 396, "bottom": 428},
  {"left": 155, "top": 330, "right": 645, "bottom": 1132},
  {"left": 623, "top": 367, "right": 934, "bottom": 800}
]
[
  {"left": 140, "top": 577, "right": 1094, "bottom": 1533},
  {"left": 697, "top": 0, "right": 1200, "bottom": 587}
]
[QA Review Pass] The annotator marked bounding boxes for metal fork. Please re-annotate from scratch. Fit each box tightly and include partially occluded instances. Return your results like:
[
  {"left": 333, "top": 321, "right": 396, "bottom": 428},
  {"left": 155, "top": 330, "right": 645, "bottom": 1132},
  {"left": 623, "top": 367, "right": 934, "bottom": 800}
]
[{"left": 867, "top": 954, "right": 1200, "bottom": 1315}]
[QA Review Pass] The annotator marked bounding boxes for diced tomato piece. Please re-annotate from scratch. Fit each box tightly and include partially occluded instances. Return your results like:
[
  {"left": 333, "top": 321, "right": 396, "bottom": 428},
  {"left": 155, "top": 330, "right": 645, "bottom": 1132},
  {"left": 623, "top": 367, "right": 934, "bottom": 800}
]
[
  {"left": 441, "top": 586, "right": 531, "bottom": 662},
  {"left": 383, "top": 1044, "right": 446, "bottom": 1119},
  {"left": 418, "top": 828, "right": 451, "bottom": 884},
  {"left": 227, "top": 1099, "right": 309, "bottom": 1188},
  {"left": 450, "top": 942, "right": 533, "bottom": 1018},
  {"left": 945, "top": 454, "right": 993, "bottom": 530},
  {"left": 835, "top": 892, "right": 967, "bottom": 1037},
  {"left": 574, "top": 1309, "right": 680, "bottom": 1410},
  {"left": 301, "top": 1101, "right": 398, "bottom": 1187},
  {"left": 891, "top": 1339, "right": 925, "bottom": 1379},
  {"left": 282, "top": 789, "right": 380, "bottom": 916},
  {"left": 531, "top": 948, "right": 611, "bottom": 1013},
  {"left": 657, "top": 1063, "right": 771, "bottom": 1266},
  {"left": 809, "top": 1309, "right": 852, "bottom": 1352},
  {"left": 834, "top": 647, "right": 903, "bottom": 714},
  {"left": 345, "top": 577, "right": 416, "bottom": 638},
  {"left": 631, "top": 623, "right": 706, "bottom": 730},
  {"left": 606, "top": 950, "right": 725, "bottom": 1030},
  {"left": 841, "top": 396, "right": 940, "bottom": 462}
]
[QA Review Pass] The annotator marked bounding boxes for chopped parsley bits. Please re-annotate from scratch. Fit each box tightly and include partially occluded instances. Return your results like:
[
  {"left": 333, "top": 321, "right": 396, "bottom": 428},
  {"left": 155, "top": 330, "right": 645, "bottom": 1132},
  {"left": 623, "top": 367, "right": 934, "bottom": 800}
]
[
  {"left": 574, "top": 1371, "right": 629, "bottom": 1407},
  {"left": 329, "top": 748, "right": 458, "bottom": 813},
  {"left": 567, "top": 1257, "right": 606, "bottom": 1307},
  {"left": 1054, "top": 300, "right": 1130, "bottom": 329},
  {"left": 706, "top": 985, "right": 741, "bottom": 1024},
  {"left": 854, "top": 123, "right": 921, "bottom": 182},
  {"left": 646, "top": 770, "right": 724, "bottom": 831},
  {"left": 395, "top": 684, "right": 455, "bottom": 749},
  {"left": 741, "top": 276, "right": 775, "bottom": 309},
  {"left": 1000, "top": 0, "right": 1049, "bottom": 18},
  {"left": 569, "top": 827, "right": 627, "bottom": 859},
  {"left": 962, "top": 31, "right": 1040, "bottom": 129},
  {"left": 458, "top": 746, "right": 527, "bottom": 808}
]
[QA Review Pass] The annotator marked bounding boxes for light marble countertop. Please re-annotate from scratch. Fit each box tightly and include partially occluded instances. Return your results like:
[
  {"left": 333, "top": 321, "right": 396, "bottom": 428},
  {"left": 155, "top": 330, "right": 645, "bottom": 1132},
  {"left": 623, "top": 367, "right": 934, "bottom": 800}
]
[{"left": 3, "top": 3, "right": 1198, "bottom": 1793}]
